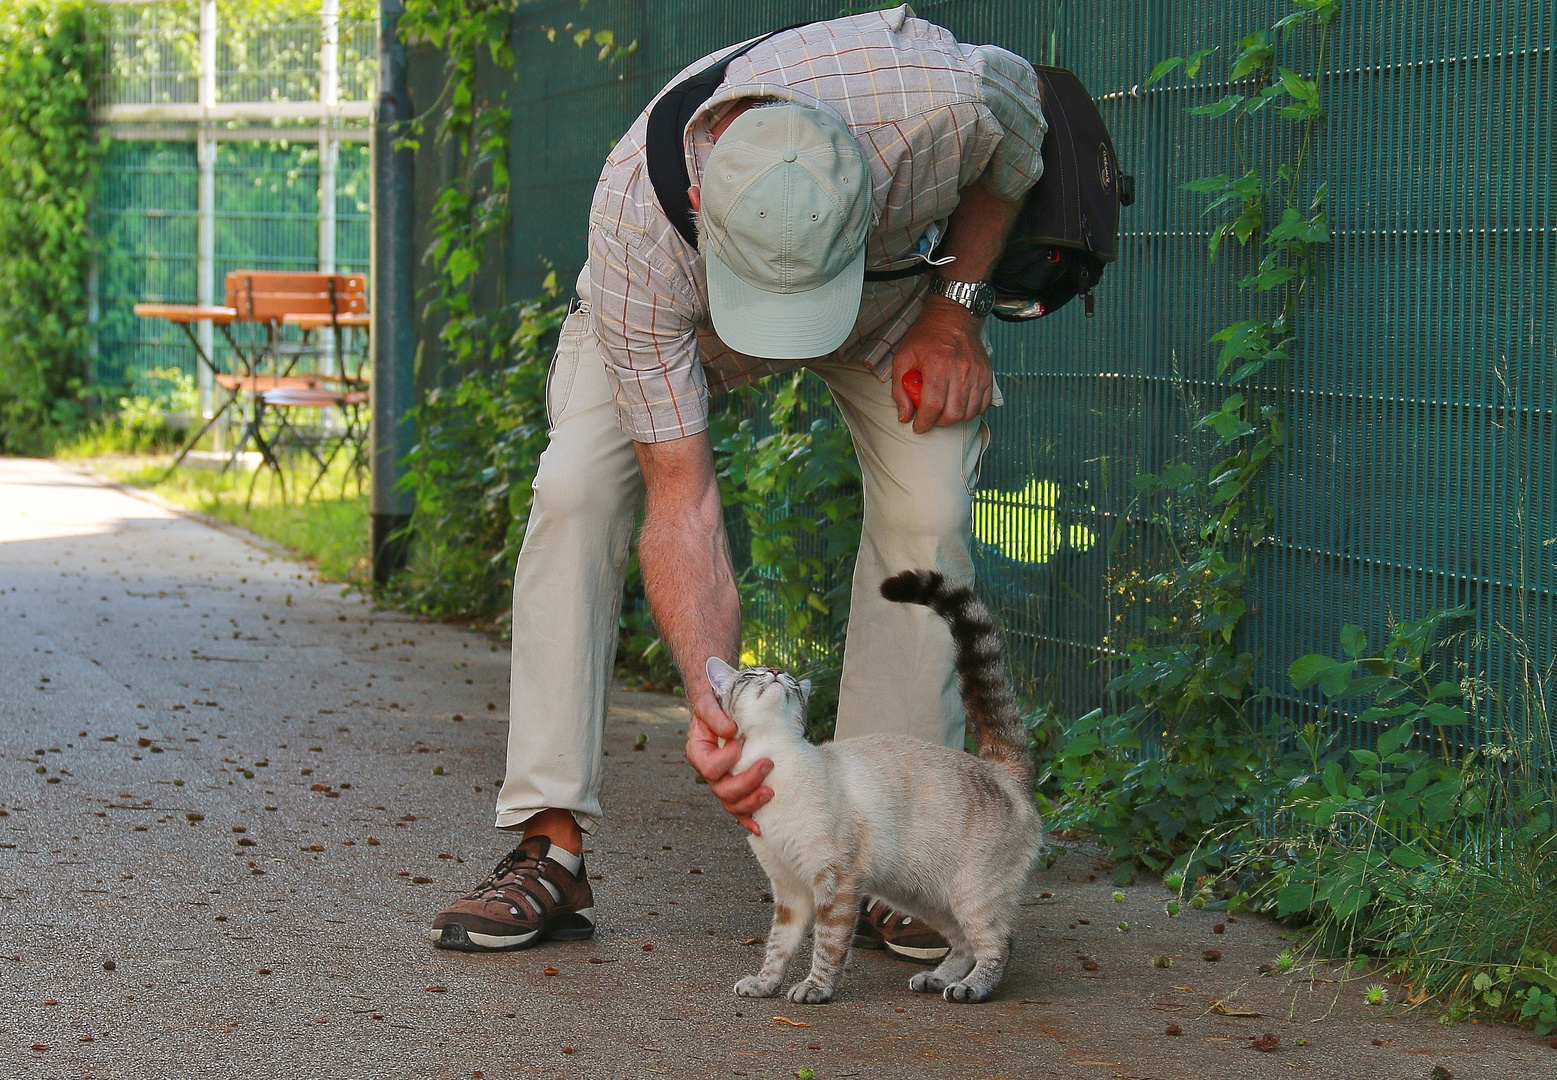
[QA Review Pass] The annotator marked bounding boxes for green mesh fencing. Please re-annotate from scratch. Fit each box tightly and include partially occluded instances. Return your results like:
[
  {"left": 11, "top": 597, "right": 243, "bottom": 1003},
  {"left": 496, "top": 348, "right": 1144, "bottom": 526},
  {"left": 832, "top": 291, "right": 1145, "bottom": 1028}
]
[
  {"left": 455, "top": 1, "right": 1557, "bottom": 758},
  {"left": 94, "top": 139, "right": 371, "bottom": 392}
]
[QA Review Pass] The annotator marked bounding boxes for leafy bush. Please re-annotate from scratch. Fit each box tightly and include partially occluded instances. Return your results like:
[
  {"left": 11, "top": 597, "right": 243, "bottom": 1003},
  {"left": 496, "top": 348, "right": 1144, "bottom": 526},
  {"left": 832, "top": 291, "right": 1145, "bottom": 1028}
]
[
  {"left": 1238, "top": 611, "right": 1557, "bottom": 1023},
  {"left": 0, "top": 0, "right": 105, "bottom": 452},
  {"left": 58, "top": 367, "right": 198, "bottom": 458},
  {"left": 389, "top": 293, "right": 564, "bottom": 624}
]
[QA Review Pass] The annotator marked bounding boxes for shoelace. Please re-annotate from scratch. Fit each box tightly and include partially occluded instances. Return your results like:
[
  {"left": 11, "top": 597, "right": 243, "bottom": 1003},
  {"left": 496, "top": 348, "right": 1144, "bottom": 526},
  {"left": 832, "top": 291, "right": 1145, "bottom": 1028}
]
[{"left": 471, "top": 845, "right": 548, "bottom": 903}]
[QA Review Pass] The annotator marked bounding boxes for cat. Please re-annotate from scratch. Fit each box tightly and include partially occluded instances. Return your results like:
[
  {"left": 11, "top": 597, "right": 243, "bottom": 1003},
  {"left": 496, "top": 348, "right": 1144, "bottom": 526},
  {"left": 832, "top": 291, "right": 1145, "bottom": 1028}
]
[{"left": 706, "top": 569, "right": 1044, "bottom": 1005}]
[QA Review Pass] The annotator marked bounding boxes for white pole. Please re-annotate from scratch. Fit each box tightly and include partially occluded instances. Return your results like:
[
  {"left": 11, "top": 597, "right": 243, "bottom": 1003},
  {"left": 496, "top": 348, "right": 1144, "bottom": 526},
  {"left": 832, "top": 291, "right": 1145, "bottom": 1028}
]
[
  {"left": 319, "top": 0, "right": 339, "bottom": 384},
  {"left": 196, "top": 0, "right": 217, "bottom": 432}
]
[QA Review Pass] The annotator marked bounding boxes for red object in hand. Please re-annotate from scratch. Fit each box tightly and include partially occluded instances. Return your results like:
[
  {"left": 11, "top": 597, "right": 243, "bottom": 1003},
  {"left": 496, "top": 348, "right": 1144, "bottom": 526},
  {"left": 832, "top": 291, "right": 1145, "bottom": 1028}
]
[{"left": 901, "top": 369, "right": 923, "bottom": 408}]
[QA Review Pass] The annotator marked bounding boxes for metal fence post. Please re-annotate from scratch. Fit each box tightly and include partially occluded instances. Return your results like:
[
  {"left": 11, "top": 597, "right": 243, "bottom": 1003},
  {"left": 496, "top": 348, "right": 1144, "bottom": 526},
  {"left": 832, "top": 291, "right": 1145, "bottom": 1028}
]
[
  {"left": 319, "top": 0, "right": 338, "bottom": 279},
  {"left": 370, "top": 0, "right": 415, "bottom": 583},
  {"left": 196, "top": 0, "right": 217, "bottom": 432}
]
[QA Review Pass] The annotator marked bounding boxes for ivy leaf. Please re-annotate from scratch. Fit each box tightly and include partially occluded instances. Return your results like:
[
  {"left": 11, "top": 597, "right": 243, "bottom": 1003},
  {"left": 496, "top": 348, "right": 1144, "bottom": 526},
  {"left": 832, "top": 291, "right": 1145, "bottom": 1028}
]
[
  {"left": 1290, "top": 653, "right": 1342, "bottom": 690},
  {"left": 1147, "top": 56, "right": 1184, "bottom": 85},
  {"left": 1186, "top": 93, "right": 1244, "bottom": 118},
  {"left": 1228, "top": 30, "right": 1273, "bottom": 80},
  {"left": 445, "top": 247, "right": 481, "bottom": 286},
  {"left": 1185, "top": 47, "right": 1217, "bottom": 79},
  {"left": 1182, "top": 173, "right": 1232, "bottom": 194},
  {"left": 1378, "top": 720, "right": 1417, "bottom": 758},
  {"left": 1423, "top": 703, "right": 1469, "bottom": 726},
  {"left": 1340, "top": 624, "right": 1368, "bottom": 658}
]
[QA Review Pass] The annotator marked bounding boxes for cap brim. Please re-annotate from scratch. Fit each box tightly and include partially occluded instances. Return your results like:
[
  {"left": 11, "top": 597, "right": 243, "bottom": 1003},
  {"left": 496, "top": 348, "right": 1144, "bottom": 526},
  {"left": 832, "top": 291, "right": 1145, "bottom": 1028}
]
[{"left": 706, "top": 246, "right": 864, "bottom": 360}]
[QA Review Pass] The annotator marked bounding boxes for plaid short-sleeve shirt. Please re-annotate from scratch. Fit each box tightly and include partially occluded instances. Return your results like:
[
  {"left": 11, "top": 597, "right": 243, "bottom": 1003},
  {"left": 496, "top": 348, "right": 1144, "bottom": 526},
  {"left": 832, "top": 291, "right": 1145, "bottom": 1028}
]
[{"left": 586, "top": 4, "right": 1047, "bottom": 442}]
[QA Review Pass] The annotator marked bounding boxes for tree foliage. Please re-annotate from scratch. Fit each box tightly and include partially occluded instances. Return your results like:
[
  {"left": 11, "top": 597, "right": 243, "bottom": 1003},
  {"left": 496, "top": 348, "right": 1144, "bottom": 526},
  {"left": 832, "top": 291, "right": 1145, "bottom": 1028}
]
[{"left": 0, "top": 1, "right": 105, "bottom": 452}]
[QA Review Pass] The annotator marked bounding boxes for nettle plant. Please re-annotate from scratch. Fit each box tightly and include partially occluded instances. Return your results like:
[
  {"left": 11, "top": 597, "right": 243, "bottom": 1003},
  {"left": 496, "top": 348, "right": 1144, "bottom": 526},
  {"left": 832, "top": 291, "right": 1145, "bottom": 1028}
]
[{"left": 1043, "top": 0, "right": 1337, "bottom": 880}]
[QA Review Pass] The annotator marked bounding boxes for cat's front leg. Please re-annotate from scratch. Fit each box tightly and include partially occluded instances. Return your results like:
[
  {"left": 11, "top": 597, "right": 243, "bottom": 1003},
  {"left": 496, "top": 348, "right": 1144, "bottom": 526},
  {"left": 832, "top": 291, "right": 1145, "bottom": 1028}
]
[
  {"left": 786, "top": 876, "right": 859, "bottom": 1005},
  {"left": 734, "top": 890, "right": 809, "bottom": 998}
]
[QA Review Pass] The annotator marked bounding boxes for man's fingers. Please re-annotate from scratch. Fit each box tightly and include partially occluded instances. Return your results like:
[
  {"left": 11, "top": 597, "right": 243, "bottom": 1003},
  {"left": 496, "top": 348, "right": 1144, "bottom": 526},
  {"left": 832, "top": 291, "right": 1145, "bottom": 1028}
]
[
  {"left": 686, "top": 727, "right": 743, "bottom": 782},
  {"left": 737, "top": 815, "right": 762, "bottom": 836},
  {"left": 890, "top": 370, "right": 914, "bottom": 424},
  {"left": 691, "top": 694, "right": 737, "bottom": 741},
  {"left": 914, "top": 381, "right": 946, "bottom": 434},
  {"left": 709, "top": 758, "right": 772, "bottom": 804},
  {"left": 720, "top": 785, "right": 775, "bottom": 818}
]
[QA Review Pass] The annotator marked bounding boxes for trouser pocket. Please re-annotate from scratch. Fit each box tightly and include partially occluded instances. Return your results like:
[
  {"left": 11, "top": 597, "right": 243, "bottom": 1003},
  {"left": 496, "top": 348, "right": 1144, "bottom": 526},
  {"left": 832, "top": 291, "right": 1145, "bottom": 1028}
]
[{"left": 545, "top": 302, "right": 590, "bottom": 431}]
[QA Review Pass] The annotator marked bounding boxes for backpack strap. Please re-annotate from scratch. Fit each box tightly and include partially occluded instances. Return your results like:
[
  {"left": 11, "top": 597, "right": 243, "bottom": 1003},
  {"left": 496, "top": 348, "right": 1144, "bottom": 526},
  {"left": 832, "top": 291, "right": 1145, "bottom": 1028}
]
[{"left": 646, "top": 25, "right": 808, "bottom": 248}]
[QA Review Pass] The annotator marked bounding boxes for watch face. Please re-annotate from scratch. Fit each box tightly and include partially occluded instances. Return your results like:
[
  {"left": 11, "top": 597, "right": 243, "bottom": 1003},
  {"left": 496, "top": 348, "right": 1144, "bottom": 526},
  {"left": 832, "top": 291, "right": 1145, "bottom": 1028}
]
[{"left": 972, "top": 283, "right": 996, "bottom": 317}]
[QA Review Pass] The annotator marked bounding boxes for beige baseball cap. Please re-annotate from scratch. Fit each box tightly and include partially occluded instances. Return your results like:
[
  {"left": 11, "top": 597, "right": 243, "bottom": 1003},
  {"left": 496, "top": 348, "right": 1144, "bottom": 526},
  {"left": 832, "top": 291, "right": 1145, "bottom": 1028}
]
[{"left": 699, "top": 103, "right": 872, "bottom": 360}]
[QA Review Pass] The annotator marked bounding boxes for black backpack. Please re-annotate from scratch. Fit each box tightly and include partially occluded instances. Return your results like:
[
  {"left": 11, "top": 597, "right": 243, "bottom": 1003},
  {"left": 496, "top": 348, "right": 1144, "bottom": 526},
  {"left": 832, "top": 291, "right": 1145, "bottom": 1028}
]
[
  {"left": 990, "top": 65, "right": 1134, "bottom": 321},
  {"left": 646, "top": 31, "right": 1132, "bottom": 321}
]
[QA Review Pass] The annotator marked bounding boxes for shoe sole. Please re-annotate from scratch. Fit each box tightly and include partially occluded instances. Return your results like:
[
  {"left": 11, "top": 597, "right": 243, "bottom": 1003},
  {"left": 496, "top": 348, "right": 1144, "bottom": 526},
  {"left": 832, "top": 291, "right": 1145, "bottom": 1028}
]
[
  {"left": 884, "top": 941, "right": 951, "bottom": 964},
  {"left": 428, "top": 909, "right": 596, "bottom": 953}
]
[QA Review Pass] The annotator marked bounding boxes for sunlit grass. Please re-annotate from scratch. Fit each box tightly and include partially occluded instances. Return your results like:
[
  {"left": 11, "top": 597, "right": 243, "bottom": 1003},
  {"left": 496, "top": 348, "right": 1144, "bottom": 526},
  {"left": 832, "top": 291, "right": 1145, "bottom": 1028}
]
[{"left": 82, "top": 453, "right": 370, "bottom": 584}]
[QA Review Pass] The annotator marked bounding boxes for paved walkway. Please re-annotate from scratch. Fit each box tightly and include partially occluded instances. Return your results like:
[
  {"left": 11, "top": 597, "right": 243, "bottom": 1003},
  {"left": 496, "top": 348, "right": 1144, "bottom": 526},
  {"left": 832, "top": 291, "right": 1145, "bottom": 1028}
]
[{"left": 1, "top": 457, "right": 1551, "bottom": 1079}]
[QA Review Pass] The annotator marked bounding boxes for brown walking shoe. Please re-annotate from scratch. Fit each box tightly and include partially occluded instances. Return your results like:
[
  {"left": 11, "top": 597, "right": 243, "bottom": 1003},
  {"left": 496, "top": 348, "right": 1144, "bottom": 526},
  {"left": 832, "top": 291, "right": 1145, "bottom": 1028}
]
[
  {"left": 428, "top": 836, "right": 595, "bottom": 952},
  {"left": 852, "top": 898, "right": 951, "bottom": 964}
]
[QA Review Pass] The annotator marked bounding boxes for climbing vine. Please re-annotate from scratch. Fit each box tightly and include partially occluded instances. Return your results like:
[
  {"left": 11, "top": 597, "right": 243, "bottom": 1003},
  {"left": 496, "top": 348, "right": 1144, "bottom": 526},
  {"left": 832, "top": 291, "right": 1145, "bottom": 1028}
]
[
  {"left": 0, "top": 0, "right": 105, "bottom": 452},
  {"left": 1041, "top": 0, "right": 1338, "bottom": 879}
]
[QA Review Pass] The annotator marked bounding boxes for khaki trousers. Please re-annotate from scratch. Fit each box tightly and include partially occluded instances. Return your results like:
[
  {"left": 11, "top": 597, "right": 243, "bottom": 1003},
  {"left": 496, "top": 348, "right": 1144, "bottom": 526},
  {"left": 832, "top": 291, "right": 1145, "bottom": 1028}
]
[{"left": 495, "top": 273, "right": 991, "bottom": 833}]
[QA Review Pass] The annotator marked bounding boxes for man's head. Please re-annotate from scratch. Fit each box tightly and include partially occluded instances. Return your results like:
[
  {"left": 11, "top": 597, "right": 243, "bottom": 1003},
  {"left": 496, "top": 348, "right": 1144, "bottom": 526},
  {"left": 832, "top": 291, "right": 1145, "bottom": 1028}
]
[{"left": 694, "top": 103, "right": 872, "bottom": 360}]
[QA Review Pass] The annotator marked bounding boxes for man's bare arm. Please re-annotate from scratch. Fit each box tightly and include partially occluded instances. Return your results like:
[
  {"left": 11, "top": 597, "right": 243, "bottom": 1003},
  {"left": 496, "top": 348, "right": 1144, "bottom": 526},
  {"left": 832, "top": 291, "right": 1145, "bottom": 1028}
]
[
  {"left": 892, "top": 176, "right": 1025, "bottom": 433},
  {"left": 634, "top": 433, "right": 774, "bottom": 833}
]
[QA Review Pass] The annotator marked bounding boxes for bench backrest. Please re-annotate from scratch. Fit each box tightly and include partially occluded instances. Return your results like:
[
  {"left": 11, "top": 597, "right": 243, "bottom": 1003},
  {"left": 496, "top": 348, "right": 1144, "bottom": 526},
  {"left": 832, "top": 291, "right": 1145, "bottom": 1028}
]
[{"left": 223, "top": 271, "right": 368, "bottom": 323}]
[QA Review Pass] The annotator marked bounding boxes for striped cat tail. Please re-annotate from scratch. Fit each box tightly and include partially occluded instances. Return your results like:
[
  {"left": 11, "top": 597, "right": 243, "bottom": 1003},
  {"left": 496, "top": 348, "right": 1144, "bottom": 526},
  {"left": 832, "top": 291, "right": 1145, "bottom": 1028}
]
[{"left": 879, "top": 570, "right": 1032, "bottom": 786}]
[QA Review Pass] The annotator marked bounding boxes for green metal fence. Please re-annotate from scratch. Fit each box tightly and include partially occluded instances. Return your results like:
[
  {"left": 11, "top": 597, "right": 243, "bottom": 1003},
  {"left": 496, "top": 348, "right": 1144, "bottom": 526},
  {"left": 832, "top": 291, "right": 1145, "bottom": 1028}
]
[
  {"left": 94, "top": 139, "right": 371, "bottom": 390},
  {"left": 476, "top": 1, "right": 1555, "bottom": 754}
]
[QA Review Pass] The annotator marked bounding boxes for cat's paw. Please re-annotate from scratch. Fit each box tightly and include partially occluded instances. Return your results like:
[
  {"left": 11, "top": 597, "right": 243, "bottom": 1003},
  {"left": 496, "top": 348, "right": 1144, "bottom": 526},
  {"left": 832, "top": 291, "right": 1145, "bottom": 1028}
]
[
  {"left": 943, "top": 980, "right": 992, "bottom": 1004},
  {"left": 733, "top": 975, "right": 779, "bottom": 998},
  {"left": 908, "top": 971, "right": 948, "bottom": 994},
  {"left": 786, "top": 979, "right": 834, "bottom": 1005}
]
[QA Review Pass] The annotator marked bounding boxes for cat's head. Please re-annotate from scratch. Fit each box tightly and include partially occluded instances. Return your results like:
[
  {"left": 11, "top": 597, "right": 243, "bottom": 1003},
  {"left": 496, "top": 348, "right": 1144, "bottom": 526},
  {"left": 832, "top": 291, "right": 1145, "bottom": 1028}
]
[{"left": 705, "top": 657, "right": 810, "bottom": 737}]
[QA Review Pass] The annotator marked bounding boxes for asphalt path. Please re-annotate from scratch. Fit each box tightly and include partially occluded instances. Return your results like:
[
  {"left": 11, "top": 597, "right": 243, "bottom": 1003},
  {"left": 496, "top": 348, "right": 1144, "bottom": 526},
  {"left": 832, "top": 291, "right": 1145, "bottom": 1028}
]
[{"left": 2, "top": 457, "right": 1552, "bottom": 1079}]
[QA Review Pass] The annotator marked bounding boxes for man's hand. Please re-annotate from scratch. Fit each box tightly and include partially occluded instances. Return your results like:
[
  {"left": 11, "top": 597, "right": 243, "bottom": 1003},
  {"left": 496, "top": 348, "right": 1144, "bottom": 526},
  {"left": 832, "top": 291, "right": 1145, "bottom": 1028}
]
[
  {"left": 889, "top": 175, "right": 1022, "bottom": 432},
  {"left": 891, "top": 296, "right": 994, "bottom": 433},
  {"left": 684, "top": 688, "right": 773, "bottom": 835}
]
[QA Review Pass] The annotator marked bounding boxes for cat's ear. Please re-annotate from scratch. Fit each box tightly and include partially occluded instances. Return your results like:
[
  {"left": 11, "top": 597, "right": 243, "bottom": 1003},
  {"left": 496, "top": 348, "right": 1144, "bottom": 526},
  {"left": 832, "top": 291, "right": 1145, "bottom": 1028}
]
[
  {"left": 705, "top": 656, "right": 739, "bottom": 699},
  {"left": 798, "top": 679, "right": 812, "bottom": 707}
]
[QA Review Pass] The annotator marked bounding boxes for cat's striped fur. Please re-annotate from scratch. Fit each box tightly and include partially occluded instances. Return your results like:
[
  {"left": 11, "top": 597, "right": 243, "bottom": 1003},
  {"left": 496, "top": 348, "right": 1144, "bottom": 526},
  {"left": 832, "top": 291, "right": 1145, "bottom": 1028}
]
[
  {"left": 708, "top": 571, "right": 1043, "bottom": 1005},
  {"left": 878, "top": 569, "right": 1032, "bottom": 787}
]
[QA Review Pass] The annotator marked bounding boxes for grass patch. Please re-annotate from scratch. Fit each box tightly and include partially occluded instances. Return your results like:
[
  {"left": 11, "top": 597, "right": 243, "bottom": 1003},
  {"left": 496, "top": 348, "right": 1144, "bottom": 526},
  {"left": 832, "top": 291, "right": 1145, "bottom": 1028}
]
[{"left": 83, "top": 453, "right": 370, "bottom": 584}]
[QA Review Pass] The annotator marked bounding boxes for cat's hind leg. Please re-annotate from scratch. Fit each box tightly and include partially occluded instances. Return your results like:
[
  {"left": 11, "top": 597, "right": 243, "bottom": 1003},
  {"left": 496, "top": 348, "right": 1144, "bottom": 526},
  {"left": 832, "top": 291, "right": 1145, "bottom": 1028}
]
[
  {"left": 735, "top": 881, "right": 810, "bottom": 998},
  {"left": 787, "top": 871, "right": 860, "bottom": 1005},
  {"left": 908, "top": 924, "right": 975, "bottom": 995},
  {"left": 941, "top": 904, "right": 1015, "bottom": 1004}
]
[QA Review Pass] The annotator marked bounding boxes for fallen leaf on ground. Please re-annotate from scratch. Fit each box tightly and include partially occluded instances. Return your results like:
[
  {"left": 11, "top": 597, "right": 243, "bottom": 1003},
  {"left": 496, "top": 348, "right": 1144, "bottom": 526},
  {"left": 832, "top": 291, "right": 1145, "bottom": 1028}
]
[
  {"left": 1250, "top": 1032, "right": 1280, "bottom": 1052},
  {"left": 1202, "top": 949, "right": 1223, "bottom": 962},
  {"left": 426, "top": 985, "right": 448, "bottom": 993},
  {"left": 1429, "top": 1068, "right": 1453, "bottom": 1080},
  {"left": 1165, "top": 1024, "right": 1184, "bottom": 1036},
  {"left": 772, "top": 1016, "right": 813, "bottom": 1028},
  {"left": 1213, "top": 1001, "right": 1261, "bottom": 1017},
  {"left": 741, "top": 937, "right": 761, "bottom": 946},
  {"left": 543, "top": 967, "right": 560, "bottom": 976}
]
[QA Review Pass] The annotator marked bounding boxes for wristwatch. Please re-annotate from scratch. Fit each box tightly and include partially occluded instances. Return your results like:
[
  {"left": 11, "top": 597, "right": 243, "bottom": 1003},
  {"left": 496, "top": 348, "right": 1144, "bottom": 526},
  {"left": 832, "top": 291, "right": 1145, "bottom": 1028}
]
[{"left": 928, "top": 275, "right": 996, "bottom": 318}]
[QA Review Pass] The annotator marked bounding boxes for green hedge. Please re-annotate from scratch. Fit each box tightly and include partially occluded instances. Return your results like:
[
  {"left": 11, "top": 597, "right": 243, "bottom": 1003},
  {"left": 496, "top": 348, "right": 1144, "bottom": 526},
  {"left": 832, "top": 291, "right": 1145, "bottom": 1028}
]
[{"left": 0, "top": 1, "right": 103, "bottom": 453}]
